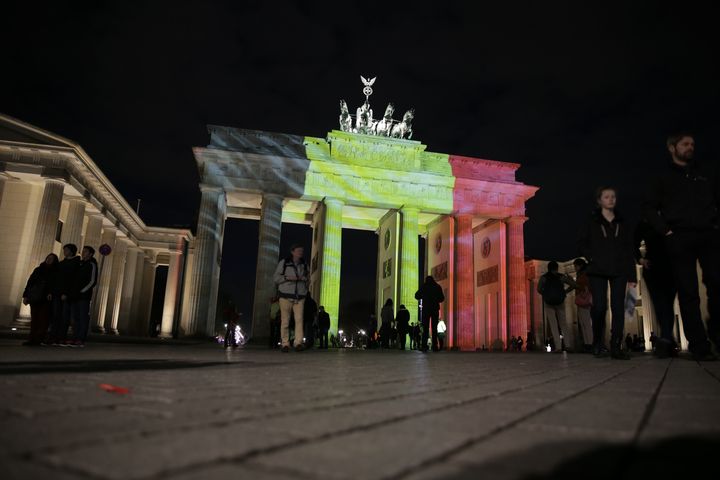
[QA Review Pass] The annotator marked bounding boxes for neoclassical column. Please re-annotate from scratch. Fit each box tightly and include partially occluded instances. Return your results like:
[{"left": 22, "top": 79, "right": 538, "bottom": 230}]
[
  {"left": 187, "top": 186, "right": 225, "bottom": 336},
  {"left": 106, "top": 238, "right": 129, "bottom": 334},
  {"left": 137, "top": 256, "right": 157, "bottom": 336},
  {"left": 128, "top": 250, "right": 147, "bottom": 335},
  {"left": 92, "top": 227, "right": 117, "bottom": 332},
  {"left": 506, "top": 217, "right": 529, "bottom": 342},
  {"left": 0, "top": 171, "right": 8, "bottom": 209},
  {"left": 116, "top": 247, "right": 143, "bottom": 335},
  {"left": 399, "top": 206, "right": 419, "bottom": 325},
  {"left": 17, "top": 178, "right": 65, "bottom": 323},
  {"left": 251, "top": 193, "right": 284, "bottom": 340},
  {"left": 455, "top": 214, "right": 475, "bottom": 350},
  {"left": 83, "top": 214, "right": 103, "bottom": 251},
  {"left": 319, "top": 197, "right": 344, "bottom": 335},
  {"left": 160, "top": 250, "right": 183, "bottom": 338},
  {"left": 60, "top": 199, "right": 86, "bottom": 248},
  {"left": 29, "top": 178, "right": 65, "bottom": 268}
]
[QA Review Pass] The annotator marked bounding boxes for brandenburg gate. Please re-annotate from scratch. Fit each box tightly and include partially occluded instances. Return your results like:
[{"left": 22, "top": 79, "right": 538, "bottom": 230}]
[{"left": 189, "top": 78, "right": 538, "bottom": 350}]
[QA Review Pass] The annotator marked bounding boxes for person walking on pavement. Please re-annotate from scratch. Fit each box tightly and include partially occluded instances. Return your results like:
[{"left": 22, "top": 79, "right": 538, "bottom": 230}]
[
  {"left": 21, "top": 253, "right": 59, "bottom": 345},
  {"left": 537, "top": 261, "right": 576, "bottom": 352},
  {"left": 578, "top": 186, "right": 637, "bottom": 360},
  {"left": 396, "top": 304, "right": 410, "bottom": 350},
  {"left": 642, "top": 132, "right": 719, "bottom": 361},
  {"left": 273, "top": 244, "right": 309, "bottom": 353},
  {"left": 317, "top": 306, "right": 330, "bottom": 349},
  {"left": 415, "top": 276, "right": 445, "bottom": 352}
]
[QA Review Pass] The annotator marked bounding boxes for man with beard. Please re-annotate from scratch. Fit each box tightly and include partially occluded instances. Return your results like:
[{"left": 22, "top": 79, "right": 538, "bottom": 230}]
[{"left": 642, "top": 132, "right": 719, "bottom": 361}]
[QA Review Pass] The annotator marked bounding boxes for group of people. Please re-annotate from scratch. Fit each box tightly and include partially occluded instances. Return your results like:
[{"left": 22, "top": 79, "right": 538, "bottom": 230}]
[
  {"left": 21, "top": 243, "right": 98, "bottom": 347},
  {"left": 538, "top": 132, "right": 718, "bottom": 361}
]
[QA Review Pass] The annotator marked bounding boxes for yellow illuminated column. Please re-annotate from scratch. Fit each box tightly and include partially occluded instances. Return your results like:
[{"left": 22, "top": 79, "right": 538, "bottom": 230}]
[
  {"left": 400, "top": 206, "right": 419, "bottom": 325},
  {"left": 319, "top": 197, "right": 343, "bottom": 335}
]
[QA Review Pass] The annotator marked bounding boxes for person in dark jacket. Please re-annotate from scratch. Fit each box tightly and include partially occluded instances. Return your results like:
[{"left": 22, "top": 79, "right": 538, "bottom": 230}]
[
  {"left": 380, "top": 299, "right": 394, "bottom": 349},
  {"left": 48, "top": 243, "right": 80, "bottom": 344},
  {"left": 22, "top": 253, "right": 59, "bottom": 345},
  {"left": 578, "top": 186, "right": 637, "bottom": 359},
  {"left": 317, "top": 306, "right": 330, "bottom": 349},
  {"left": 415, "top": 276, "right": 445, "bottom": 352},
  {"left": 642, "top": 132, "right": 719, "bottom": 360},
  {"left": 635, "top": 218, "right": 678, "bottom": 358},
  {"left": 303, "top": 293, "right": 318, "bottom": 348},
  {"left": 396, "top": 304, "right": 410, "bottom": 350},
  {"left": 65, "top": 246, "right": 98, "bottom": 347}
]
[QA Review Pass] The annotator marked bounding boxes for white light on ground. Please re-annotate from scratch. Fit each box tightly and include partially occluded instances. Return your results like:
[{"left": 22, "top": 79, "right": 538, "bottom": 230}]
[
  {"left": 546, "top": 344, "right": 552, "bottom": 352},
  {"left": 11, "top": 327, "right": 17, "bottom": 331}
]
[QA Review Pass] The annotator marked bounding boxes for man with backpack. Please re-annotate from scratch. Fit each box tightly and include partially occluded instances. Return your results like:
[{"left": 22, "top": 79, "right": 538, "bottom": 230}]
[
  {"left": 273, "top": 244, "right": 309, "bottom": 353},
  {"left": 537, "top": 261, "right": 576, "bottom": 352}
]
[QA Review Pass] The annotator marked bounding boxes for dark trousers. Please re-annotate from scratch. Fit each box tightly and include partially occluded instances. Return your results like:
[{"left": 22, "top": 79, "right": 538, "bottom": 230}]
[
  {"left": 29, "top": 302, "right": 51, "bottom": 343},
  {"left": 50, "top": 297, "right": 71, "bottom": 341},
  {"left": 269, "top": 319, "right": 281, "bottom": 348},
  {"left": 666, "top": 231, "right": 720, "bottom": 352},
  {"left": 421, "top": 310, "right": 439, "bottom": 351},
  {"left": 319, "top": 329, "right": 328, "bottom": 348},
  {"left": 70, "top": 299, "right": 91, "bottom": 342},
  {"left": 642, "top": 265, "right": 677, "bottom": 343},
  {"left": 398, "top": 329, "right": 407, "bottom": 350},
  {"left": 589, "top": 275, "right": 627, "bottom": 346}
]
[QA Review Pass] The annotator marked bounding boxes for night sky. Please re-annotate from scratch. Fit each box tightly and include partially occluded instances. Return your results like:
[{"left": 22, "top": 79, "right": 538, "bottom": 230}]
[{"left": 4, "top": 2, "right": 719, "bottom": 330}]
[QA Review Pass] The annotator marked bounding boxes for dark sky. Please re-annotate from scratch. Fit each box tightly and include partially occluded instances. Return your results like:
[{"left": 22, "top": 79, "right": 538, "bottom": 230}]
[{"left": 4, "top": 1, "right": 719, "bottom": 328}]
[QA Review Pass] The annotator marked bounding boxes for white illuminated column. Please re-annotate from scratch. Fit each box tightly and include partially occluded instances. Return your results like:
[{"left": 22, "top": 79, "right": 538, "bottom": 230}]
[
  {"left": 93, "top": 227, "right": 117, "bottom": 332},
  {"left": 83, "top": 214, "right": 103, "bottom": 251},
  {"left": 60, "top": 199, "right": 86, "bottom": 248},
  {"left": 106, "top": 238, "right": 129, "bottom": 334},
  {"left": 160, "top": 250, "right": 183, "bottom": 338}
]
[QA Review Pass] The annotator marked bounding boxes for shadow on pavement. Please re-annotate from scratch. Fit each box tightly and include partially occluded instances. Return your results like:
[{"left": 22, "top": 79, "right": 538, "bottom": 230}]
[
  {"left": 438, "top": 435, "right": 720, "bottom": 480},
  {"left": 0, "top": 359, "right": 277, "bottom": 375}
]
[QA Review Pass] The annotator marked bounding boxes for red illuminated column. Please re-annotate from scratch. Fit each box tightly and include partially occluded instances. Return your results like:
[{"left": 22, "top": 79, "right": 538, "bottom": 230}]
[
  {"left": 455, "top": 214, "right": 475, "bottom": 350},
  {"left": 506, "top": 216, "right": 528, "bottom": 342}
]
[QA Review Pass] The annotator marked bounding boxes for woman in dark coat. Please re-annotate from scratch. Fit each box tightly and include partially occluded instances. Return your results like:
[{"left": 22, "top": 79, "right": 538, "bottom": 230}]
[
  {"left": 380, "top": 299, "right": 394, "bottom": 349},
  {"left": 22, "top": 253, "right": 59, "bottom": 345},
  {"left": 578, "top": 187, "right": 637, "bottom": 359}
]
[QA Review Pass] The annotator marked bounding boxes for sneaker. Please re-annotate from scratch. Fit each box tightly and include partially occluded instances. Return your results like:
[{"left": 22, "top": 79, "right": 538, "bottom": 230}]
[
  {"left": 67, "top": 340, "right": 85, "bottom": 348},
  {"left": 281, "top": 346, "right": 290, "bottom": 353}
]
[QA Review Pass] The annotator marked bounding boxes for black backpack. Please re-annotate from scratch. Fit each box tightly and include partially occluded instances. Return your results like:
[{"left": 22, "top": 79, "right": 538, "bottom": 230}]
[{"left": 542, "top": 272, "right": 566, "bottom": 306}]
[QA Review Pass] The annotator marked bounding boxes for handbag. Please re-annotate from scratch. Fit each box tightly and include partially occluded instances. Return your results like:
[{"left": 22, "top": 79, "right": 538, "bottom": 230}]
[{"left": 575, "top": 288, "right": 593, "bottom": 308}]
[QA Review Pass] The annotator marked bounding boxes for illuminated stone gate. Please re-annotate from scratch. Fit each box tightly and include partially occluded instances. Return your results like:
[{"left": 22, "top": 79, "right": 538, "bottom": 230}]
[{"left": 189, "top": 81, "right": 538, "bottom": 350}]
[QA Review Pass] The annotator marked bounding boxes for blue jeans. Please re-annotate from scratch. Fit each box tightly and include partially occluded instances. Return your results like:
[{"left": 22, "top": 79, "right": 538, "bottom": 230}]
[{"left": 70, "top": 299, "right": 91, "bottom": 342}]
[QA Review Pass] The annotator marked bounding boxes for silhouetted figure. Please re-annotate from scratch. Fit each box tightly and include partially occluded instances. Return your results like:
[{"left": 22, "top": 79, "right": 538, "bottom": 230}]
[
  {"left": 625, "top": 333, "right": 633, "bottom": 352},
  {"left": 538, "top": 261, "right": 576, "bottom": 352},
  {"left": 380, "top": 298, "right": 394, "bottom": 349},
  {"left": 415, "top": 276, "right": 445, "bottom": 352},
  {"left": 572, "top": 258, "right": 594, "bottom": 353},
  {"left": 303, "top": 293, "right": 318, "bottom": 349},
  {"left": 517, "top": 336, "right": 524, "bottom": 352},
  {"left": 510, "top": 336, "right": 518, "bottom": 352},
  {"left": 437, "top": 318, "right": 447, "bottom": 350},
  {"left": 269, "top": 296, "right": 280, "bottom": 349},
  {"left": 642, "top": 132, "right": 719, "bottom": 361},
  {"left": 318, "top": 306, "right": 330, "bottom": 349},
  {"left": 48, "top": 244, "right": 80, "bottom": 344},
  {"left": 396, "top": 304, "right": 410, "bottom": 350},
  {"left": 579, "top": 186, "right": 637, "bottom": 360},
  {"left": 21, "top": 253, "right": 59, "bottom": 345},
  {"left": 66, "top": 246, "right": 98, "bottom": 347}
]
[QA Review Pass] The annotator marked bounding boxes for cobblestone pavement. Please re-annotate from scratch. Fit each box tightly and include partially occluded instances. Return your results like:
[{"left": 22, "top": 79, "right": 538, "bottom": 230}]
[{"left": 1, "top": 339, "right": 719, "bottom": 480}]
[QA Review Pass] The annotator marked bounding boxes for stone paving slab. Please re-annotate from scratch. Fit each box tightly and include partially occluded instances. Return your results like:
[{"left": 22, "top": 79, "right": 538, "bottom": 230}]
[{"left": 1, "top": 340, "right": 719, "bottom": 480}]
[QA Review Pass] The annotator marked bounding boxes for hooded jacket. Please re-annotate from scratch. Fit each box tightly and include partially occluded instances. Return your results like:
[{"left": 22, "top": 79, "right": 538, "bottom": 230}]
[{"left": 578, "top": 209, "right": 637, "bottom": 282}]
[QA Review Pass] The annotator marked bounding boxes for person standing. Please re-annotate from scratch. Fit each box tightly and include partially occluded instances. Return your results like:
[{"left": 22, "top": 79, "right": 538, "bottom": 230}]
[
  {"left": 396, "top": 304, "right": 410, "bottom": 350},
  {"left": 303, "top": 293, "right": 318, "bottom": 349},
  {"left": 273, "top": 244, "right": 308, "bottom": 353},
  {"left": 48, "top": 244, "right": 80, "bottom": 344},
  {"left": 635, "top": 218, "right": 678, "bottom": 358},
  {"left": 66, "top": 246, "right": 98, "bottom": 347},
  {"left": 21, "top": 253, "right": 59, "bottom": 345},
  {"left": 415, "top": 276, "right": 445, "bottom": 352},
  {"left": 537, "top": 261, "right": 575, "bottom": 352},
  {"left": 317, "top": 306, "right": 330, "bottom": 349},
  {"left": 642, "top": 132, "right": 719, "bottom": 361},
  {"left": 572, "top": 258, "right": 594, "bottom": 353},
  {"left": 578, "top": 186, "right": 637, "bottom": 360},
  {"left": 437, "top": 318, "right": 447, "bottom": 350},
  {"left": 380, "top": 299, "right": 394, "bottom": 349}
]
